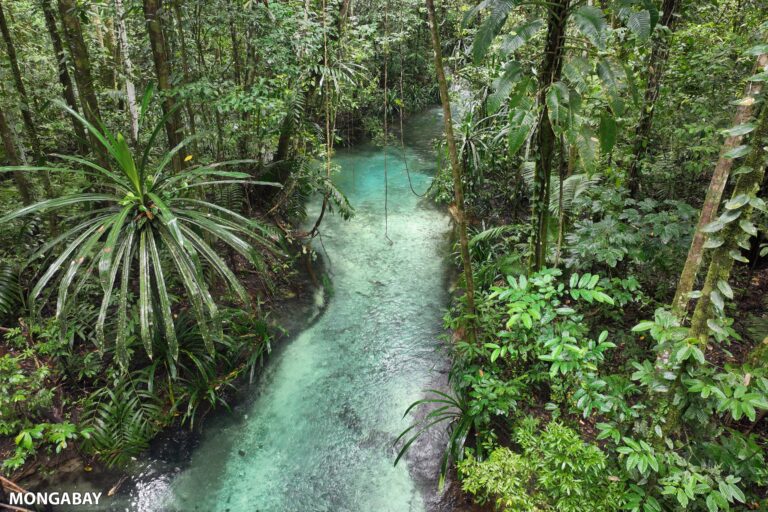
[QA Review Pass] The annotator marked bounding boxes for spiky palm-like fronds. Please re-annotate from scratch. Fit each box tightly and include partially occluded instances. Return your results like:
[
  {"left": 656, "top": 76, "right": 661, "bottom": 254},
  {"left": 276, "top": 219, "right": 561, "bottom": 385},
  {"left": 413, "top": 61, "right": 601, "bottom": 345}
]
[
  {"left": 394, "top": 390, "right": 475, "bottom": 489},
  {"left": 0, "top": 103, "right": 282, "bottom": 367}
]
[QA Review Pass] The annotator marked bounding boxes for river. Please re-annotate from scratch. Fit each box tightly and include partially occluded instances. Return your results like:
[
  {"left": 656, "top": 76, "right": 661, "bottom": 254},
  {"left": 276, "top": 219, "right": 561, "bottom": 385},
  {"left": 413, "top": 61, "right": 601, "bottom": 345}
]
[{"left": 61, "top": 107, "right": 454, "bottom": 511}]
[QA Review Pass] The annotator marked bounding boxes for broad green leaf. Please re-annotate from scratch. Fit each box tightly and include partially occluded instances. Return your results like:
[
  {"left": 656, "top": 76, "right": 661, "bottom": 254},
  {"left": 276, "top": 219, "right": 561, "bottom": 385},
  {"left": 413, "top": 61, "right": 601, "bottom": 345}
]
[
  {"left": 701, "top": 220, "right": 725, "bottom": 233},
  {"left": 157, "top": 227, "right": 217, "bottom": 354},
  {"left": 632, "top": 321, "right": 655, "bottom": 332},
  {"left": 724, "top": 145, "right": 750, "bottom": 159},
  {"left": 745, "top": 44, "right": 768, "bottom": 56},
  {"left": 115, "top": 234, "right": 134, "bottom": 369},
  {"left": 96, "top": 233, "right": 133, "bottom": 352},
  {"left": 472, "top": 0, "right": 517, "bottom": 63},
  {"left": 99, "top": 205, "right": 132, "bottom": 290},
  {"left": 717, "top": 280, "right": 734, "bottom": 299},
  {"left": 710, "top": 290, "right": 725, "bottom": 311},
  {"left": 147, "top": 192, "right": 184, "bottom": 247},
  {"left": 725, "top": 194, "right": 749, "bottom": 210},
  {"left": 31, "top": 222, "right": 107, "bottom": 302},
  {"left": 179, "top": 226, "right": 251, "bottom": 306},
  {"left": 739, "top": 219, "right": 757, "bottom": 236},
  {"left": 0, "top": 193, "right": 116, "bottom": 224},
  {"left": 488, "top": 61, "right": 522, "bottom": 114},
  {"left": 730, "top": 249, "right": 749, "bottom": 263},
  {"left": 721, "top": 123, "right": 756, "bottom": 137},
  {"left": 703, "top": 238, "right": 724, "bottom": 249}
]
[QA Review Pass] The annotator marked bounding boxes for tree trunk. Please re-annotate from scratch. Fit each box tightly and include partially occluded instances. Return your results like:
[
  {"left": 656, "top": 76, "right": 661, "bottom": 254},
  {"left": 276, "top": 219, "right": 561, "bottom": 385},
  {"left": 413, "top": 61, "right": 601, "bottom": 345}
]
[
  {"left": 114, "top": 0, "right": 139, "bottom": 144},
  {"left": 58, "top": 0, "right": 109, "bottom": 172},
  {"left": 1, "top": 0, "right": 55, "bottom": 230},
  {"left": 626, "top": 0, "right": 680, "bottom": 198},
  {"left": 0, "top": 108, "right": 34, "bottom": 205},
  {"left": 275, "top": 113, "right": 293, "bottom": 162},
  {"left": 0, "top": 0, "right": 44, "bottom": 165},
  {"left": 40, "top": 0, "right": 86, "bottom": 150},
  {"left": 533, "top": 0, "right": 569, "bottom": 271},
  {"left": 91, "top": 8, "right": 116, "bottom": 94},
  {"left": 672, "top": 52, "right": 768, "bottom": 315},
  {"left": 689, "top": 101, "right": 768, "bottom": 341},
  {"left": 426, "top": 0, "right": 476, "bottom": 319},
  {"left": 143, "top": 0, "right": 183, "bottom": 172},
  {"left": 172, "top": 0, "right": 198, "bottom": 156}
]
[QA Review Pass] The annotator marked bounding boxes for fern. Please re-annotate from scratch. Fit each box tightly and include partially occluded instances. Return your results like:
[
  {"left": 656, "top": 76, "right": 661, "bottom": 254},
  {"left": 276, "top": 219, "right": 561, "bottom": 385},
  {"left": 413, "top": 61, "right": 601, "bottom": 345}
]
[
  {"left": 0, "top": 263, "right": 21, "bottom": 320},
  {"left": 213, "top": 183, "right": 246, "bottom": 214},
  {"left": 500, "top": 18, "right": 545, "bottom": 55},
  {"left": 469, "top": 0, "right": 520, "bottom": 64},
  {"left": 626, "top": 10, "right": 652, "bottom": 40},
  {"left": 572, "top": 5, "right": 608, "bottom": 51},
  {"left": 520, "top": 165, "right": 600, "bottom": 215},
  {"left": 470, "top": 225, "right": 518, "bottom": 247},
  {"left": 82, "top": 372, "right": 164, "bottom": 467}
]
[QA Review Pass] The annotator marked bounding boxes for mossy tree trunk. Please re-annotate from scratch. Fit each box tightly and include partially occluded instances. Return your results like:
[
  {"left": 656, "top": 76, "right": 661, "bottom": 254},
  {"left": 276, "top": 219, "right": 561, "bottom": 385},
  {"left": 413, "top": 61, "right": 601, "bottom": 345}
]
[
  {"left": 1, "top": 0, "right": 55, "bottom": 229},
  {"left": 533, "top": 0, "right": 569, "bottom": 271},
  {"left": 143, "top": 0, "right": 184, "bottom": 172},
  {"left": 58, "top": 0, "right": 110, "bottom": 171},
  {"left": 0, "top": 108, "right": 34, "bottom": 205},
  {"left": 627, "top": 0, "right": 681, "bottom": 197},
  {"left": 40, "top": 0, "right": 86, "bottom": 151},
  {"left": 672, "top": 52, "right": 768, "bottom": 315},
  {"left": 426, "top": 0, "right": 476, "bottom": 320},
  {"left": 689, "top": 101, "right": 768, "bottom": 341}
]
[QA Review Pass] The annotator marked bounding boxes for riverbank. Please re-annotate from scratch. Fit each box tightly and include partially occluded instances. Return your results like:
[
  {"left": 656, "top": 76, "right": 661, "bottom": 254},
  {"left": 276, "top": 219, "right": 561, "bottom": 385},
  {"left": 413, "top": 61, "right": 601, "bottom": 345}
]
[
  {"left": 3, "top": 233, "right": 327, "bottom": 495},
  {"left": 6, "top": 107, "right": 467, "bottom": 512}
]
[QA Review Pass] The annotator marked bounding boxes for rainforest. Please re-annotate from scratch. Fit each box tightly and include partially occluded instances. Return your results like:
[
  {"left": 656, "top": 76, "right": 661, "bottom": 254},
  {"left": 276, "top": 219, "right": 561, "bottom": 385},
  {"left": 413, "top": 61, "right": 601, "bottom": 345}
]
[{"left": 0, "top": 0, "right": 767, "bottom": 511}]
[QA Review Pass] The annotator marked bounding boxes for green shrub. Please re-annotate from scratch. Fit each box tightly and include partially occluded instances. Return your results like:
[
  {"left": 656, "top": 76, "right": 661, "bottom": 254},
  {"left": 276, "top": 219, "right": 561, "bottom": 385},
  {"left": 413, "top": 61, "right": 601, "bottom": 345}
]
[{"left": 458, "top": 417, "right": 621, "bottom": 512}]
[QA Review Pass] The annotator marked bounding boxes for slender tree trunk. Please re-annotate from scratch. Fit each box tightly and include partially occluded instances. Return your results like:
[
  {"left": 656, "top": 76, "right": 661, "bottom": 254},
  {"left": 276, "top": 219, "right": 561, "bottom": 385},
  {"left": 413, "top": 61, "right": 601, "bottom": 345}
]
[
  {"left": 91, "top": 8, "right": 116, "bottom": 93},
  {"left": 533, "top": 0, "right": 569, "bottom": 271},
  {"left": 229, "top": 19, "right": 243, "bottom": 86},
  {"left": 626, "top": 0, "right": 680, "bottom": 197},
  {"left": 672, "top": 53, "right": 768, "bottom": 315},
  {"left": 114, "top": 0, "right": 139, "bottom": 144},
  {"left": 426, "top": 0, "right": 476, "bottom": 319},
  {"left": 275, "top": 113, "right": 293, "bottom": 162},
  {"left": 143, "top": 0, "right": 183, "bottom": 172},
  {"left": 1, "top": 0, "right": 56, "bottom": 230},
  {"left": 0, "top": 109, "right": 34, "bottom": 205},
  {"left": 58, "top": 0, "right": 110, "bottom": 172},
  {"left": 0, "top": 0, "right": 44, "bottom": 166},
  {"left": 689, "top": 102, "right": 768, "bottom": 341},
  {"left": 40, "top": 0, "right": 86, "bottom": 150},
  {"left": 172, "top": 0, "right": 198, "bottom": 156}
]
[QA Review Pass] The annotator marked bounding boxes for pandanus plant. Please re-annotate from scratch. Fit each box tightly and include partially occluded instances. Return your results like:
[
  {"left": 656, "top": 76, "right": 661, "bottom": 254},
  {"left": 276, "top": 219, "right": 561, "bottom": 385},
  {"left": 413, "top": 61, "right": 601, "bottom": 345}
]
[{"left": 0, "top": 102, "right": 281, "bottom": 368}]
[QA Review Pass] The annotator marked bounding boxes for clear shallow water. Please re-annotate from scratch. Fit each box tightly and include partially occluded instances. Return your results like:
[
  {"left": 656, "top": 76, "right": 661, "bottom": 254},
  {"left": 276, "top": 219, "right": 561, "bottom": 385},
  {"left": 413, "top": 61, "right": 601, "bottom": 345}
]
[{"left": 108, "top": 108, "right": 453, "bottom": 511}]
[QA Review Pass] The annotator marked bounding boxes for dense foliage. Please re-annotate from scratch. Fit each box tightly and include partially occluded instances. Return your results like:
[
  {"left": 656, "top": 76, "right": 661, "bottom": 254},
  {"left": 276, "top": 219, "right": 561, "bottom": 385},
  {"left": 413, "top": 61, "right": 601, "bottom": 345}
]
[
  {"left": 0, "top": 0, "right": 766, "bottom": 510},
  {"left": 399, "top": 1, "right": 768, "bottom": 511},
  {"left": 0, "top": 0, "right": 432, "bottom": 480}
]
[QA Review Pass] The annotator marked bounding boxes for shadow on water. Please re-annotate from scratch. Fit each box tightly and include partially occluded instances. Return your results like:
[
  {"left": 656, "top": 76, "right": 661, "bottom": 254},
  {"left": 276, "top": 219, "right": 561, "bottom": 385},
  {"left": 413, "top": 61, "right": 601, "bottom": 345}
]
[{"left": 55, "top": 107, "right": 459, "bottom": 512}]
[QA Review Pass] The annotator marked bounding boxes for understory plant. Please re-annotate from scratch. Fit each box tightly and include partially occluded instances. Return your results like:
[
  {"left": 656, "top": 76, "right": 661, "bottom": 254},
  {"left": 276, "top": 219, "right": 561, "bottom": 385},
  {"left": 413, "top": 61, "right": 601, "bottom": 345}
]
[
  {"left": 458, "top": 417, "right": 622, "bottom": 511},
  {"left": 0, "top": 103, "right": 281, "bottom": 367}
]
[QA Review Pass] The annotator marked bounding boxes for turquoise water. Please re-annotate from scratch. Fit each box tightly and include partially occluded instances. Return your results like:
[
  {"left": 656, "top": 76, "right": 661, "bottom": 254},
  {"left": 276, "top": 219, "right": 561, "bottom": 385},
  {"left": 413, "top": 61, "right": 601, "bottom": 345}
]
[{"left": 108, "top": 108, "right": 453, "bottom": 511}]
